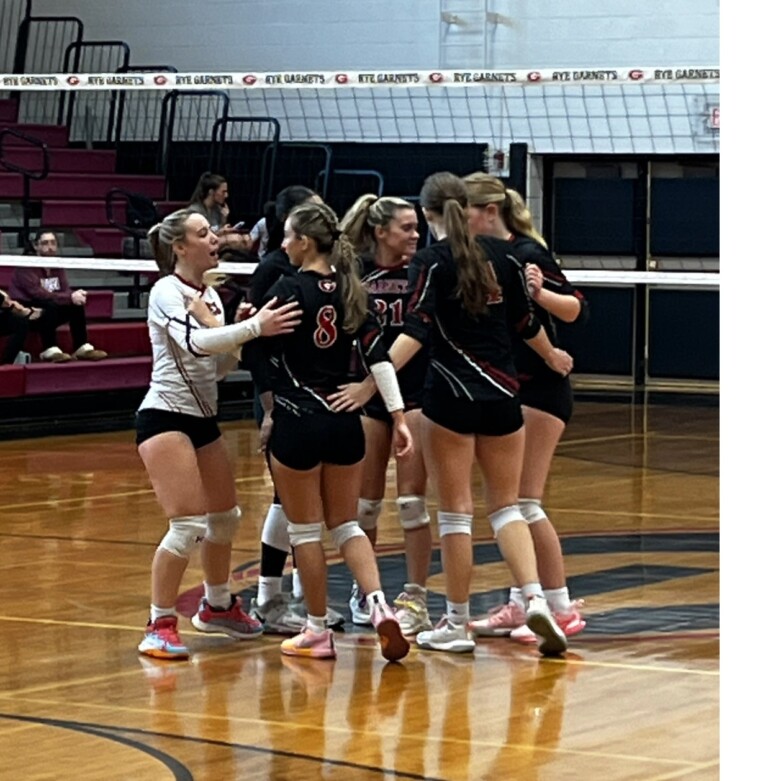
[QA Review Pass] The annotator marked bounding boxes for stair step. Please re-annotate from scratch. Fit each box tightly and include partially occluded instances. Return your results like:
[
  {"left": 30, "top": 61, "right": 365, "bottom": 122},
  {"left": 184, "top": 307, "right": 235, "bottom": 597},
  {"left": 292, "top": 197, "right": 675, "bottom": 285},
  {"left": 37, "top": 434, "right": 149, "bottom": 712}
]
[
  {"left": 0, "top": 172, "right": 167, "bottom": 200},
  {"left": 43, "top": 200, "right": 123, "bottom": 227},
  {"left": 0, "top": 123, "right": 70, "bottom": 148},
  {"left": 0, "top": 366, "right": 25, "bottom": 398},
  {"left": 1, "top": 146, "right": 116, "bottom": 174},
  {"left": 0, "top": 100, "right": 18, "bottom": 123},
  {"left": 24, "top": 356, "right": 152, "bottom": 396}
]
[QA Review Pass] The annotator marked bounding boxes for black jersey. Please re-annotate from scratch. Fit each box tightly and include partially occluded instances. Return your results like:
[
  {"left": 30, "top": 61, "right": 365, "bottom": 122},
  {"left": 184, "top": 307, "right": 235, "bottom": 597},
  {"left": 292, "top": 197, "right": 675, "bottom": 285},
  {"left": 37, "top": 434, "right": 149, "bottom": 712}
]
[
  {"left": 506, "top": 236, "right": 589, "bottom": 383},
  {"left": 261, "top": 269, "right": 391, "bottom": 416},
  {"left": 404, "top": 236, "right": 542, "bottom": 402},
  {"left": 360, "top": 255, "right": 429, "bottom": 407},
  {"left": 241, "top": 249, "right": 296, "bottom": 378}
]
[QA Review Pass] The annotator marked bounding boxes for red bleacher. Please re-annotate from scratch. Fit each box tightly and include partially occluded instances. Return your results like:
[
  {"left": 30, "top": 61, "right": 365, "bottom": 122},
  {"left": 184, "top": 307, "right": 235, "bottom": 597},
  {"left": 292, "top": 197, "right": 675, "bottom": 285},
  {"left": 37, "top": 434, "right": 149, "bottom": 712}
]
[{"left": 0, "top": 96, "right": 189, "bottom": 401}]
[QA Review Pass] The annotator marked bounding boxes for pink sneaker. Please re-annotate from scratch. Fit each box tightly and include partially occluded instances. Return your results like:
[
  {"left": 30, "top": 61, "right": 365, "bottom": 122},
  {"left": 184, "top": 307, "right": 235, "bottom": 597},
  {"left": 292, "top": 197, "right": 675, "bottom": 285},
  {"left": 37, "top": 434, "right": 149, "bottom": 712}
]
[
  {"left": 468, "top": 603, "right": 527, "bottom": 637},
  {"left": 280, "top": 627, "right": 337, "bottom": 659},
  {"left": 371, "top": 601, "right": 410, "bottom": 662},
  {"left": 138, "top": 616, "right": 189, "bottom": 660},
  {"left": 555, "top": 600, "right": 586, "bottom": 637},
  {"left": 191, "top": 596, "right": 264, "bottom": 639}
]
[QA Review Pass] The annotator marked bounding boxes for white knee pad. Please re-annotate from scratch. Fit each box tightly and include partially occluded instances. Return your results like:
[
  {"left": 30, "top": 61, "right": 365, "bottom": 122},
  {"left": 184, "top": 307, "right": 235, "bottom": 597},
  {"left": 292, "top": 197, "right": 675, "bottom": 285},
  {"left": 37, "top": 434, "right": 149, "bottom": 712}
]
[
  {"left": 159, "top": 515, "right": 207, "bottom": 559},
  {"left": 357, "top": 498, "right": 382, "bottom": 531},
  {"left": 437, "top": 511, "right": 472, "bottom": 538},
  {"left": 205, "top": 505, "right": 242, "bottom": 544},
  {"left": 397, "top": 495, "right": 430, "bottom": 530},
  {"left": 261, "top": 503, "right": 290, "bottom": 551},
  {"left": 488, "top": 505, "right": 526, "bottom": 538},
  {"left": 520, "top": 498, "right": 548, "bottom": 524},
  {"left": 287, "top": 521, "right": 323, "bottom": 547},
  {"left": 330, "top": 520, "right": 366, "bottom": 550}
]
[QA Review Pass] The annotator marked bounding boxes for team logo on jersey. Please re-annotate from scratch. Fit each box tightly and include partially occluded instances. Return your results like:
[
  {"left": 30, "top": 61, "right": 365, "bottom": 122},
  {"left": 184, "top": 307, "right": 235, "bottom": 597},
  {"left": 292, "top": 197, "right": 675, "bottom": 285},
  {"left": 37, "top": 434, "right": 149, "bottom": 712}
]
[{"left": 318, "top": 279, "right": 337, "bottom": 293}]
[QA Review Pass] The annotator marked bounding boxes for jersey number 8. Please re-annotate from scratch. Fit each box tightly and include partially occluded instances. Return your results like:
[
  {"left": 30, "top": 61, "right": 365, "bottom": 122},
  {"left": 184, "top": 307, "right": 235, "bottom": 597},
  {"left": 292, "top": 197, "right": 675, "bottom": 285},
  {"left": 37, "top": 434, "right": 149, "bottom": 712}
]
[{"left": 313, "top": 305, "right": 338, "bottom": 348}]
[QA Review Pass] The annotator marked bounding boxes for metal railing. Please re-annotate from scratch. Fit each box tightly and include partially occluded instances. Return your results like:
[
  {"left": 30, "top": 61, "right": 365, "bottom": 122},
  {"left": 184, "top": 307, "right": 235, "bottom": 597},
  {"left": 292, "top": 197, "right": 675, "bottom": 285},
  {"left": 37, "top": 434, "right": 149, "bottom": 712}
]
[
  {"left": 209, "top": 116, "right": 280, "bottom": 224},
  {"left": 0, "top": 127, "right": 50, "bottom": 246}
]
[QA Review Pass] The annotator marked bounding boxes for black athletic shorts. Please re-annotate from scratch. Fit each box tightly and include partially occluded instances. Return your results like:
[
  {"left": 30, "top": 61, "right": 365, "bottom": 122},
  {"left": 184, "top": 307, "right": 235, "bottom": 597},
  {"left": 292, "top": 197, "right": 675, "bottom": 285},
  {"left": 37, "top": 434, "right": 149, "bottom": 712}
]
[
  {"left": 422, "top": 394, "right": 524, "bottom": 436},
  {"left": 269, "top": 410, "right": 366, "bottom": 471},
  {"left": 518, "top": 375, "right": 573, "bottom": 425},
  {"left": 135, "top": 408, "right": 221, "bottom": 449}
]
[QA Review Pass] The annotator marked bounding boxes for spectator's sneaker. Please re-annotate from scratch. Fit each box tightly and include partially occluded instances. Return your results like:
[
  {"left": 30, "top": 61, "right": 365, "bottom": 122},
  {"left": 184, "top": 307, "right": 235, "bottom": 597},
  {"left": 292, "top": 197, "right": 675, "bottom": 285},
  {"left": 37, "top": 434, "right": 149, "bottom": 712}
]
[
  {"left": 393, "top": 584, "right": 433, "bottom": 635},
  {"left": 349, "top": 582, "right": 372, "bottom": 626},
  {"left": 370, "top": 600, "right": 410, "bottom": 662},
  {"left": 138, "top": 616, "right": 189, "bottom": 660},
  {"left": 40, "top": 346, "right": 72, "bottom": 363},
  {"left": 416, "top": 616, "right": 476, "bottom": 654},
  {"left": 554, "top": 600, "right": 586, "bottom": 637},
  {"left": 191, "top": 596, "right": 264, "bottom": 639},
  {"left": 526, "top": 596, "right": 568, "bottom": 656},
  {"left": 280, "top": 627, "right": 337, "bottom": 659},
  {"left": 74, "top": 343, "right": 108, "bottom": 361},
  {"left": 250, "top": 593, "right": 306, "bottom": 635},
  {"left": 468, "top": 602, "right": 527, "bottom": 637}
]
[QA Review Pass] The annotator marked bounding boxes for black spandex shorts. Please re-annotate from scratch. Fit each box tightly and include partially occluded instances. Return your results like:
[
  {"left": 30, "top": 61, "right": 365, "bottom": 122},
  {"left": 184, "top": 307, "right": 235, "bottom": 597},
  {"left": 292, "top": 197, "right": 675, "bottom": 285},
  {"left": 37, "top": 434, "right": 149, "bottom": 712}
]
[
  {"left": 422, "top": 395, "right": 524, "bottom": 436},
  {"left": 135, "top": 408, "right": 221, "bottom": 449},
  {"left": 517, "top": 375, "right": 573, "bottom": 424},
  {"left": 269, "top": 410, "right": 366, "bottom": 471}
]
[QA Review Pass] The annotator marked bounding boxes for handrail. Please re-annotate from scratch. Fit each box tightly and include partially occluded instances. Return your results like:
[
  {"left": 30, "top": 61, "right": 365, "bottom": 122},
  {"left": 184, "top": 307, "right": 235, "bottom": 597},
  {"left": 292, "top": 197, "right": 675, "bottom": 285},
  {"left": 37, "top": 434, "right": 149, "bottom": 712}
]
[
  {"left": 0, "top": 127, "right": 50, "bottom": 179},
  {"left": 58, "top": 40, "right": 131, "bottom": 141},
  {"left": 209, "top": 115, "right": 280, "bottom": 218},
  {"left": 0, "top": 127, "right": 50, "bottom": 247},
  {"left": 157, "top": 89, "right": 230, "bottom": 177},
  {"left": 113, "top": 65, "right": 178, "bottom": 148},
  {"left": 13, "top": 14, "right": 84, "bottom": 74}
]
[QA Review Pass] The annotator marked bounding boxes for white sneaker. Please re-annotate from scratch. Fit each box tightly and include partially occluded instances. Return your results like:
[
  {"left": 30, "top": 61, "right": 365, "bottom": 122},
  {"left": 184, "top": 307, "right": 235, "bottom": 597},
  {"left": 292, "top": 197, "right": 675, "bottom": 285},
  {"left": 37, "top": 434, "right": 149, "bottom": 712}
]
[
  {"left": 249, "top": 593, "right": 306, "bottom": 635},
  {"left": 349, "top": 582, "right": 372, "bottom": 626},
  {"left": 416, "top": 616, "right": 475, "bottom": 654},
  {"left": 394, "top": 584, "right": 433, "bottom": 635},
  {"left": 526, "top": 595, "right": 567, "bottom": 656},
  {"left": 40, "top": 346, "right": 72, "bottom": 363}
]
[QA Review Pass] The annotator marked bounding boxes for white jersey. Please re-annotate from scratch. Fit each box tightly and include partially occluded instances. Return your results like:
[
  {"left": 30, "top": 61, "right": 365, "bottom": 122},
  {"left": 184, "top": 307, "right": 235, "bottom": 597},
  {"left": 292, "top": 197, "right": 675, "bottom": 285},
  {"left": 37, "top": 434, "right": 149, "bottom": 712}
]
[{"left": 138, "top": 275, "right": 226, "bottom": 418}]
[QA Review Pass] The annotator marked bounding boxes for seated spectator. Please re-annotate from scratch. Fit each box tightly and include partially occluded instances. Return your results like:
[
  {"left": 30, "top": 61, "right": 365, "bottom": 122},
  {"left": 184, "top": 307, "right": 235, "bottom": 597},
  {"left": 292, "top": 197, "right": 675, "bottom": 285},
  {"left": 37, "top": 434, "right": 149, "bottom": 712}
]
[
  {"left": 0, "top": 288, "right": 41, "bottom": 364},
  {"left": 188, "top": 172, "right": 252, "bottom": 252},
  {"left": 249, "top": 200, "right": 275, "bottom": 259},
  {"left": 9, "top": 231, "right": 108, "bottom": 363}
]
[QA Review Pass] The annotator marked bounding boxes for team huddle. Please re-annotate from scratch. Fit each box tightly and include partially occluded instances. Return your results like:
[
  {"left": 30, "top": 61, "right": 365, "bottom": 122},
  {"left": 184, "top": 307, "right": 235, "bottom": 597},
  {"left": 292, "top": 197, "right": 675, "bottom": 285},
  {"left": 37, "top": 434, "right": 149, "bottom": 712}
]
[{"left": 135, "top": 169, "right": 589, "bottom": 664}]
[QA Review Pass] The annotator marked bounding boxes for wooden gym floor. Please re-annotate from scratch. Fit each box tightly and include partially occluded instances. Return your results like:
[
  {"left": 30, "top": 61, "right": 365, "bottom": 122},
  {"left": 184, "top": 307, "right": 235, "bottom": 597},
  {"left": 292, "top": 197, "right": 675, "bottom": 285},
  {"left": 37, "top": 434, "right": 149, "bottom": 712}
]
[{"left": 0, "top": 398, "right": 719, "bottom": 780}]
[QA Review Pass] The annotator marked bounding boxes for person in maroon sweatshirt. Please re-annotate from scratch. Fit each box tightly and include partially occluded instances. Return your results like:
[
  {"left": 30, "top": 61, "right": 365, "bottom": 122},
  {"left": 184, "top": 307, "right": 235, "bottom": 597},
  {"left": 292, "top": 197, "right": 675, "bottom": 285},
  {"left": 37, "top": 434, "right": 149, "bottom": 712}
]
[{"left": 9, "top": 231, "right": 107, "bottom": 362}]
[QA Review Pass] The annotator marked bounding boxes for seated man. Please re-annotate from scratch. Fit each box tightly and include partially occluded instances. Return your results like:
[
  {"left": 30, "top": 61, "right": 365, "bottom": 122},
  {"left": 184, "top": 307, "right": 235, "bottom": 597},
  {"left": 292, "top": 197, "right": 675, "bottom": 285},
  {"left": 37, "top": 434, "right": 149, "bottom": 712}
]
[
  {"left": 0, "top": 288, "right": 41, "bottom": 364},
  {"left": 9, "top": 230, "right": 108, "bottom": 363}
]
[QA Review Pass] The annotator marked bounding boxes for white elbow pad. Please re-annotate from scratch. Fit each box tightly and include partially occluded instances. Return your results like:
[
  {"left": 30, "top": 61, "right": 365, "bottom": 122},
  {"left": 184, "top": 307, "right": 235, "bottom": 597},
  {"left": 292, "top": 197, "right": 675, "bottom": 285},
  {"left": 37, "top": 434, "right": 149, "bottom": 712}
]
[{"left": 370, "top": 361, "right": 404, "bottom": 413}]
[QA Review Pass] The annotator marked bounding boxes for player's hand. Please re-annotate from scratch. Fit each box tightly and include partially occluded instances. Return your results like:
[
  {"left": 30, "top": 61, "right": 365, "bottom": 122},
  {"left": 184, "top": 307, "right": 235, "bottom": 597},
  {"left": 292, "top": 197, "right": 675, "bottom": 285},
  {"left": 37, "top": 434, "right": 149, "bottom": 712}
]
[
  {"left": 255, "top": 297, "right": 302, "bottom": 336},
  {"left": 235, "top": 302, "right": 256, "bottom": 322},
  {"left": 259, "top": 411, "right": 274, "bottom": 452},
  {"left": 328, "top": 380, "right": 375, "bottom": 412},
  {"left": 392, "top": 418, "right": 413, "bottom": 458},
  {"left": 545, "top": 348, "right": 573, "bottom": 377},
  {"left": 525, "top": 264, "right": 543, "bottom": 299}
]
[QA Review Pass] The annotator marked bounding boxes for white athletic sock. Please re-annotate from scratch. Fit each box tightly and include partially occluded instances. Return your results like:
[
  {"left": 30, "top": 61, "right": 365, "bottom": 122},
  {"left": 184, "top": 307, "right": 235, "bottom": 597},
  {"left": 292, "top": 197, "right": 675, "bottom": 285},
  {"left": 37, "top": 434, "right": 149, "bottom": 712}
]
[
  {"left": 204, "top": 581, "right": 232, "bottom": 609},
  {"left": 446, "top": 601, "right": 470, "bottom": 625},
  {"left": 508, "top": 586, "right": 526, "bottom": 609},
  {"left": 544, "top": 587, "right": 572, "bottom": 613},
  {"left": 306, "top": 614, "right": 327, "bottom": 633},
  {"left": 258, "top": 575, "right": 283, "bottom": 605},
  {"left": 521, "top": 582, "right": 545, "bottom": 602},
  {"left": 150, "top": 604, "right": 177, "bottom": 622}
]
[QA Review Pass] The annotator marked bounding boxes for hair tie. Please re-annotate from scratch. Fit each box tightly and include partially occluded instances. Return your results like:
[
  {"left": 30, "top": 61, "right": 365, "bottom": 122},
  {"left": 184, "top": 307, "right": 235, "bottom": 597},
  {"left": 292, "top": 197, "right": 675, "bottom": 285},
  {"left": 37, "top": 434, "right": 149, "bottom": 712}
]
[{"left": 331, "top": 229, "right": 342, "bottom": 241}]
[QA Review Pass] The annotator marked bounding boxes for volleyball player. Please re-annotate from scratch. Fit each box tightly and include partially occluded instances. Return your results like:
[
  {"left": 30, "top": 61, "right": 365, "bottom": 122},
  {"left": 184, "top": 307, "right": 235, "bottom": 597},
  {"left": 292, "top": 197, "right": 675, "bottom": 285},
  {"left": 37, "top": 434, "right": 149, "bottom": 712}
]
[
  {"left": 136, "top": 208, "right": 302, "bottom": 660},
  {"left": 338, "top": 195, "right": 434, "bottom": 635},
  {"left": 462, "top": 172, "right": 588, "bottom": 643},
  {"left": 242, "top": 186, "right": 344, "bottom": 633},
  {"left": 330, "top": 172, "right": 572, "bottom": 656},
  {"left": 255, "top": 201, "right": 411, "bottom": 662}
]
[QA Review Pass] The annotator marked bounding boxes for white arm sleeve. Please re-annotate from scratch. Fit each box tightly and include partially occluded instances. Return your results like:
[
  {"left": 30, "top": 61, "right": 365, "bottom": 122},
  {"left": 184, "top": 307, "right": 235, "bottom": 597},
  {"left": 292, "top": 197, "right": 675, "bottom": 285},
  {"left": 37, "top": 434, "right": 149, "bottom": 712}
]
[
  {"left": 370, "top": 361, "right": 404, "bottom": 413},
  {"left": 190, "top": 316, "right": 261, "bottom": 354},
  {"left": 215, "top": 349, "right": 241, "bottom": 380}
]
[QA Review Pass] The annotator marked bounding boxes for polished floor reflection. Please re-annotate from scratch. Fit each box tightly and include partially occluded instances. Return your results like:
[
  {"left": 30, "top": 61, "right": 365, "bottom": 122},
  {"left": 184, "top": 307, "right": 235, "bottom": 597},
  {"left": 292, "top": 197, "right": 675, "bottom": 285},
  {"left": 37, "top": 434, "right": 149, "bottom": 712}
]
[{"left": 0, "top": 399, "right": 719, "bottom": 780}]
